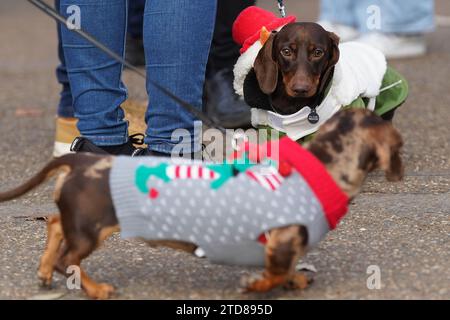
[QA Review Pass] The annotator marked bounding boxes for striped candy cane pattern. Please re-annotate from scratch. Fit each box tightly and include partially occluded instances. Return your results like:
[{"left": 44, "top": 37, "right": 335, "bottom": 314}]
[
  {"left": 166, "top": 165, "right": 218, "bottom": 180},
  {"left": 245, "top": 166, "right": 284, "bottom": 191}
]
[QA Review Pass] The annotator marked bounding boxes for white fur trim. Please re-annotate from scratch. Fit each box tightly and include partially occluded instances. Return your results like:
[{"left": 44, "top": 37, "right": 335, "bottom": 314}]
[
  {"left": 233, "top": 41, "right": 262, "bottom": 96},
  {"left": 332, "top": 42, "right": 387, "bottom": 105},
  {"left": 233, "top": 25, "right": 287, "bottom": 96}
]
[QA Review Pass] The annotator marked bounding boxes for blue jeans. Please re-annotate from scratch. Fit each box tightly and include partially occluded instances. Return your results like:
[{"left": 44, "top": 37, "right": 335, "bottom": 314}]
[
  {"left": 55, "top": 0, "right": 74, "bottom": 118},
  {"left": 320, "top": 0, "right": 434, "bottom": 34},
  {"left": 59, "top": 0, "right": 216, "bottom": 153},
  {"left": 55, "top": 0, "right": 146, "bottom": 117}
]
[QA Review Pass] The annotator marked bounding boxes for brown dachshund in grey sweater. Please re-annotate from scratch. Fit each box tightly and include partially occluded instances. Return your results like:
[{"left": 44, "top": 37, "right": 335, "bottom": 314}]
[{"left": 0, "top": 109, "right": 403, "bottom": 299}]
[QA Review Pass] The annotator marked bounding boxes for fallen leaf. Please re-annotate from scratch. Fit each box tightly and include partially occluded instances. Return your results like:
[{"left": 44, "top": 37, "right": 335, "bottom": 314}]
[
  {"left": 296, "top": 262, "right": 317, "bottom": 273},
  {"left": 13, "top": 216, "right": 48, "bottom": 221},
  {"left": 15, "top": 107, "right": 44, "bottom": 117},
  {"left": 27, "top": 292, "right": 66, "bottom": 300}
]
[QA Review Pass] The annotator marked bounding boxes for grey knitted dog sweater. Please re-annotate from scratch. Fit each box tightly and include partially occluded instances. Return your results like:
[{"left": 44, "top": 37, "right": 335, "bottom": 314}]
[{"left": 110, "top": 137, "right": 349, "bottom": 267}]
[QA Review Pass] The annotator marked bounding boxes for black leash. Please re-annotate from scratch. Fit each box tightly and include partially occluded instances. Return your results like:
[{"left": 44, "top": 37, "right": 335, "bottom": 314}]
[
  {"left": 27, "top": 0, "right": 226, "bottom": 134},
  {"left": 277, "top": 0, "right": 286, "bottom": 18}
]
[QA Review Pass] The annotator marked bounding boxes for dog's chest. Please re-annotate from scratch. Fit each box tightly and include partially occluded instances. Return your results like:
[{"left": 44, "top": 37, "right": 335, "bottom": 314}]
[{"left": 109, "top": 157, "right": 329, "bottom": 267}]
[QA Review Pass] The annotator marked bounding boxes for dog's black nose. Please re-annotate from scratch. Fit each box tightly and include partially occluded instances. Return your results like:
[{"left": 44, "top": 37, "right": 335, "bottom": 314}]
[{"left": 292, "top": 85, "right": 311, "bottom": 96}]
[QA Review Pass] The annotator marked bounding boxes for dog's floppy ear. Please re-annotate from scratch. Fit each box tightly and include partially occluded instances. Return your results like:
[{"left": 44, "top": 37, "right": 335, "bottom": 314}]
[
  {"left": 254, "top": 32, "right": 278, "bottom": 95},
  {"left": 327, "top": 32, "right": 340, "bottom": 68},
  {"left": 316, "top": 32, "right": 340, "bottom": 96},
  {"left": 374, "top": 128, "right": 404, "bottom": 182}
]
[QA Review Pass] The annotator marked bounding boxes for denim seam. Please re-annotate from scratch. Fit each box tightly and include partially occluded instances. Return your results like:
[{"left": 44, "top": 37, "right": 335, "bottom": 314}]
[
  {"left": 64, "top": 60, "right": 122, "bottom": 73},
  {"left": 83, "top": 135, "right": 128, "bottom": 144},
  {"left": 147, "top": 143, "right": 173, "bottom": 154}
]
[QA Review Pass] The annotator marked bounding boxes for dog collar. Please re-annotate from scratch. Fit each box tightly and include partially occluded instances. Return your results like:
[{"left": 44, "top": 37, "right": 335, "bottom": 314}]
[{"left": 251, "top": 91, "right": 344, "bottom": 141}]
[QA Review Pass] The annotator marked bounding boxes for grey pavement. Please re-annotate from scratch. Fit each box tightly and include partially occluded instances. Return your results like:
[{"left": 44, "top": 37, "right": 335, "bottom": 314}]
[{"left": 0, "top": 0, "right": 449, "bottom": 299}]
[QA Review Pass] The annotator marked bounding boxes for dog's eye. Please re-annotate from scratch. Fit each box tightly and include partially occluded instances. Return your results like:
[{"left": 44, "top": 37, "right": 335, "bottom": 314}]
[
  {"left": 281, "top": 48, "right": 292, "bottom": 56},
  {"left": 313, "top": 49, "right": 324, "bottom": 57}
]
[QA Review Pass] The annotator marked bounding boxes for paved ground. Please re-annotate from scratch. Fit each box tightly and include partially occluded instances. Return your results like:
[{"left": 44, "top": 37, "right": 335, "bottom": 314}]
[{"left": 0, "top": 0, "right": 449, "bottom": 299}]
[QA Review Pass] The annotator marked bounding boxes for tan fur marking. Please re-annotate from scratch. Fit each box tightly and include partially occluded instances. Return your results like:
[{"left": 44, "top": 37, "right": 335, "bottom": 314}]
[
  {"left": 46, "top": 166, "right": 66, "bottom": 179},
  {"left": 53, "top": 165, "right": 71, "bottom": 202},
  {"left": 97, "top": 225, "right": 120, "bottom": 247},
  {"left": 38, "top": 215, "right": 64, "bottom": 285},
  {"left": 80, "top": 268, "right": 115, "bottom": 299},
  {"left": 84, "top": 157, "right": 113, "bottom": 179}
]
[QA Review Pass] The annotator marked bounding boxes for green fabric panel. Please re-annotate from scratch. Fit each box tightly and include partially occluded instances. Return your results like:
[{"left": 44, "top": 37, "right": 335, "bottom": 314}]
[
  {"left": 300, "top": 133, "right": 315, "bottom": 143},
  {"left": 374, "top": 66, "right": 409, "bottom": 115},
  {"left": 341, "top": 67, "right": 408, "bottom": 115},
  {"left": 344, "top": 97, "right": 366, "bottom": 109}
]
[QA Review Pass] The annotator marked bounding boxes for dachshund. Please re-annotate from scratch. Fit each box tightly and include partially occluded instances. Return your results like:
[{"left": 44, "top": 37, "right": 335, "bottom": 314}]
[
  {"left": 0, "top": 109, "right": 403, "bottom": 299},
  {"left": 253, "top": 22, "right": 340, "bottom": 115}
]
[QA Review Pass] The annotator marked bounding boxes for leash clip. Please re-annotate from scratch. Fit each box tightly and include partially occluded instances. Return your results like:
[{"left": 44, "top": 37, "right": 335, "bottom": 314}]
[{"left": 277, "top": 0, "right": 286, "bottom": 18}]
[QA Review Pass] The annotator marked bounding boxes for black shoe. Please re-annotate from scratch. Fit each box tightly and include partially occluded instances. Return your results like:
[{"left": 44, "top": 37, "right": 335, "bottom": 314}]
[
  {"left": 132, "top": 147, "right": 203, "bottom": 160},
  {"left": 70, "top": 133, "right": 145, "bottom": 156},
  {"left": 132, "top": 148, "right": 168, "bottom": 157},
  {"left": 204, "top": 68, "right": 252, "bottom": 129},
  {"left": 125, "top": 35, "right": 145, "bottom": 67}
]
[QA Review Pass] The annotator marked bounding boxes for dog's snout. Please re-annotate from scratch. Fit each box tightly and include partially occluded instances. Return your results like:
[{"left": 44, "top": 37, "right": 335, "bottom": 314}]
[
  {"left": 285, "top": 76, "right": 317, "bottom": 98},
  {"left": 292, "top": 83, "right": 312, "bottom": 96}
]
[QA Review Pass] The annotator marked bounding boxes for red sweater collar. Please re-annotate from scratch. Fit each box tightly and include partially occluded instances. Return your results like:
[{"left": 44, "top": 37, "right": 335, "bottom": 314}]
[
  {"left": 232, "top": 137, "right": 349, "bottom": 229},
  {"left": 278, "top": 137, "right": 349, "bottom": 229}
]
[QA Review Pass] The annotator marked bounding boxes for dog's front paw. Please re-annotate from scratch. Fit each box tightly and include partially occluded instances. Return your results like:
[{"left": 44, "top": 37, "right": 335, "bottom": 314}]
[
  {"left": 37, "top": 268, "right": 53, "bottom": 288},
  {"left": 240, "top": 273, "right": 262, "bottom": 292},
  {"left": 240, "top": 273, "right": 285, "bottom": 293},
  {"left": 85, "top": 283, "right": 115, "bottom": 300},
  {"left": 283, "top": 272, "right": 313, "bottom": 290}
]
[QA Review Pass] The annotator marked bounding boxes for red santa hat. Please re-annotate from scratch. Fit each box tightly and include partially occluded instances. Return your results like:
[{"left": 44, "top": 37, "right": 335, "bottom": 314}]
[{"left": 232, "top": 6, "right": 296, "bottom": 96}]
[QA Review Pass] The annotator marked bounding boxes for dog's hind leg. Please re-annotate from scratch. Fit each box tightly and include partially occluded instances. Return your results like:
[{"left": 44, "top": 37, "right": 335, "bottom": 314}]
[
  {"left": 57, "top": 241, "right": 114, "bottom": 299},
  {"left": 37, "top": 215, "right": 64, "bottom": 287},
  {"left": 243, "top": 225, "right": 308, "bottom": 292},
  {"left": 56, "top": 226, "right": 118, "bottom": 299}
]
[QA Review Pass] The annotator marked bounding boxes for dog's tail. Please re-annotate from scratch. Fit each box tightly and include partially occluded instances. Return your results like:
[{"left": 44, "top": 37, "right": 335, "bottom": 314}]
[{"left": 0, "top": 154, "right": 76, "bottom": 202}]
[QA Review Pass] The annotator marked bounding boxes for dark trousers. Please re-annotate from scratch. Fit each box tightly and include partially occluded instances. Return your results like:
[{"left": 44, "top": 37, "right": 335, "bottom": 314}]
[
  {"left": 55, "top": 0, "right": 73, "bottom": 117},
  {"left": 128, "top": 0, "right": 146, "bottom": 39},
  {"left": 207, "top": 0, "right": 256, "bottom": 76}
]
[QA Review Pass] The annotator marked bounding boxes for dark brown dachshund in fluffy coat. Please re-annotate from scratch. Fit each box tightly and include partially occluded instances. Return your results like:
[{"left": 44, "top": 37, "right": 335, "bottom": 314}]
[
  {"left": 0, "top": 109, "right": 404, "bottom": 299},
  {"left": 253, "top": 22, "right": 340, "bottom": 115}
]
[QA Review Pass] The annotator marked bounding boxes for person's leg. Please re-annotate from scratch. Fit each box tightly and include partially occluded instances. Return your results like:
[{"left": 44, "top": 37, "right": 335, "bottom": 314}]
[
  {"left": 144, "top": 0, "right": 217, "bottom": 154},
  {"left": 54, "top": 0, "right": 81, "bottom": 157},
  {"left": 319, "top": 0, "right": 358, "bottom": 28},
  {"left": 204, "top": 0, "right": 254, "bottom": 129},
  {"left": 126, "top": 0, "right": 145, "bottom": 66},
  {"left": 127, "top": 0, "right": 145, "bottom": 39},
  {"left": 55, "top": 0, "right": 73, "bottom": 118},
  {"left": 354, "top": 0, "right": 434, "bottom": 58},
  {"left": 207, "top": 0, "right": 255, "bottom": 76},
  {"left": 59, "top": 0, "right": 129, "bottom": 147},
  {"left": 318, "top": 0, "right": 360, "bottom": 42},
  {"left": 355, "top": 0, "right": 434, "bottom": 34}
]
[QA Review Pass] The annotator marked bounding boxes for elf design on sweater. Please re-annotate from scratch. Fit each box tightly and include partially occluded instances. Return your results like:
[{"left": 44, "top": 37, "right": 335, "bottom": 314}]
[
  {"left": 110, "top": 137, "right": 349, "bottom": 267},
  {"left": 232, "top": 6, "right": 409, "bottom": 142}
]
